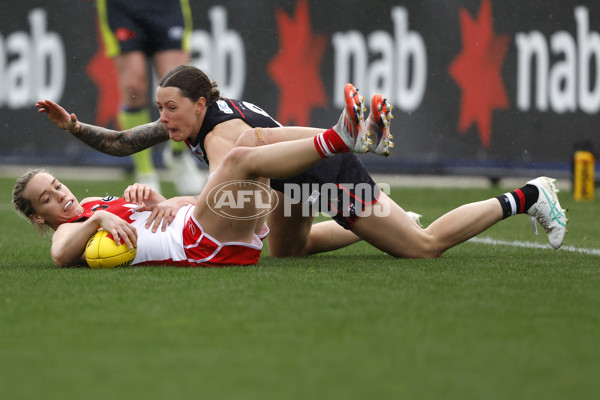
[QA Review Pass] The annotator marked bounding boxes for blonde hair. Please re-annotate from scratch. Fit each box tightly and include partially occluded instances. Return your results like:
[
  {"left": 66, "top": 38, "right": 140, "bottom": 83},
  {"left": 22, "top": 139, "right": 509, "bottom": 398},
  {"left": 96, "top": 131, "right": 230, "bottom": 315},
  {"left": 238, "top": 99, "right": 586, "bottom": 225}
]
[{"left": 12, "top": 168, "right": 52, "bottom": 236}]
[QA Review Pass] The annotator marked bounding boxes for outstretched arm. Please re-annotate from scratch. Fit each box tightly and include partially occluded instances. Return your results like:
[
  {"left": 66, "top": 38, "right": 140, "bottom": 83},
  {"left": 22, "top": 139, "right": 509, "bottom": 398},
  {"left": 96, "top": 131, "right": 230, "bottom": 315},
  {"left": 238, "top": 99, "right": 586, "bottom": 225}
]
[{"left": 36, "top": 99, "right": 170, "bottom": 156}]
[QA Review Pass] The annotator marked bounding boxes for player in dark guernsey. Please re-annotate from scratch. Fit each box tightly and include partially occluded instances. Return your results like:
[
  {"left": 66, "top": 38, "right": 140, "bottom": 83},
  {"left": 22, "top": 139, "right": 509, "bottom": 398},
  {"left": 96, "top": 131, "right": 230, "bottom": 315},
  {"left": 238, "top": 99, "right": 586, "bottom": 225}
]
[{"left": 183, "top": 95, "right": 383, "bottom": 230}]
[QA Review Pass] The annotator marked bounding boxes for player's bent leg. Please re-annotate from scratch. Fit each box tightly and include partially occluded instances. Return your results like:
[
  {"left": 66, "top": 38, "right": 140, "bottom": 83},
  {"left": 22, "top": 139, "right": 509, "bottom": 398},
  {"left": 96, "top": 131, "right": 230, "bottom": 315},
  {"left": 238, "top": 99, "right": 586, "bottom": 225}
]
[
  {"left": 304, "top": 220, "right": 361, "bottom": 255},
  {"left": 235, "top": 139, "right": 323, "bottom": 179},
  {"left": 236, "top": 127, "right": 326, "bottom": 148},
  {"left": 268, "top": 201, "right": 363, "bottom": 257},
  {"left": 264, "top": 127, "right": 325, "bottom": 142},
  {"left": 194, "top": 143, "right": 325, "bottom": 245},
  {"left": 352, "top": 193, "right": 505, "bottom": 258},
  {"left": 267, "top": 192, "right": 314, "bottom": 257},
  {"left": 350, "top": 193, "right": 440, "bottom": 258},
  {"left": 192, "top": 150, "right": 263, "bottom": 244},
  {"left": 423, "top": 198, "right": 503, "bottom": 253}
]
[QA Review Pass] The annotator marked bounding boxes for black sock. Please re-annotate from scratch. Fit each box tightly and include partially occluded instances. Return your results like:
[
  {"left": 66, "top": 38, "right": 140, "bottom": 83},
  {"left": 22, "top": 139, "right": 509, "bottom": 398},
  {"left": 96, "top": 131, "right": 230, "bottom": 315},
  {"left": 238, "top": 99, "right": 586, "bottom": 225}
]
[{"left": 496, "top": 184, "right": 539, "bottom": 219}]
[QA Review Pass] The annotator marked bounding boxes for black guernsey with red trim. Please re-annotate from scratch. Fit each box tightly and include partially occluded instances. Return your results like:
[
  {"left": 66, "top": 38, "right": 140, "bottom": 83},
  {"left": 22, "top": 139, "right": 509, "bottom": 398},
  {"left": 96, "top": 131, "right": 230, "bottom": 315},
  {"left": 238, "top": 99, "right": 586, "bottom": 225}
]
[
  {"left": 186, "top": 99, "right": 281, "bottom": 164},
  {"left": 186, "top": 98, "right": 380, "bottom": 229}
]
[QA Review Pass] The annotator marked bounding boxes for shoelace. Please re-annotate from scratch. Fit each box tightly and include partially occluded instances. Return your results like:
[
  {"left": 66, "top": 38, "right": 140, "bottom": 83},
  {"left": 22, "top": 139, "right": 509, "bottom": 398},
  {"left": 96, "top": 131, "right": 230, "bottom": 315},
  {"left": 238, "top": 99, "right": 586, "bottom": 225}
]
[
  {"left": 530, "top": 216, "right": 539, "bottom": 235},
  {"left": 530, "top": 209, "right": 554, "bottom": 236}
]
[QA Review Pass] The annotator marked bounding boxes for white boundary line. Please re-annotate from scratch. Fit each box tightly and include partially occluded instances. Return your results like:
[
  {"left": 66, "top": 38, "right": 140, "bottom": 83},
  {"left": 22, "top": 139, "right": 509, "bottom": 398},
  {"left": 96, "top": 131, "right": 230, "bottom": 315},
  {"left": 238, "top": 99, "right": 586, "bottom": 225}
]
[
  {"left": 469, "top": 237, "right": 600, "bottom": 256},
  {"left": 1, "top": 203, "right": 598, "bottom": 256},
  {"left": 1, "top": 168, "right": 572, "bottom": 190}
]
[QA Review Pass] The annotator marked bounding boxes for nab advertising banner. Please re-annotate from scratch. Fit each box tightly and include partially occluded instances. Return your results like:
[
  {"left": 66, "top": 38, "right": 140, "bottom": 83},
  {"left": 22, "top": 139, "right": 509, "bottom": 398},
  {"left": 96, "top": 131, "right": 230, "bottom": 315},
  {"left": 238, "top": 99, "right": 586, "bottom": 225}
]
[{"left": 1, "top": 0, "right": 599, "bottom": 178}]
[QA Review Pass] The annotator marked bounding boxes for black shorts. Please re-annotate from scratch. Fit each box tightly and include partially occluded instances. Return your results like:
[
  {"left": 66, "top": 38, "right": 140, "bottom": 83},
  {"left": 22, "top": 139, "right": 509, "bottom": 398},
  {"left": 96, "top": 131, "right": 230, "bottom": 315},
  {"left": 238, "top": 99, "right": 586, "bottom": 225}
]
[
  {"left": 270, "top": 153, "right": 381, "bottom": 229},
  {"left": 97, "top": 0, "right": 192, "bottom": 57}
]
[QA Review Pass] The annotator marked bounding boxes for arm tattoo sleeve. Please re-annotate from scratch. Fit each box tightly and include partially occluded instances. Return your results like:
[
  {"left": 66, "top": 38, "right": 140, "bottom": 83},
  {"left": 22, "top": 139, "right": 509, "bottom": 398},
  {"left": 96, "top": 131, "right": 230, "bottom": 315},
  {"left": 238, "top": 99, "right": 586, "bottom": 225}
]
[{"left": 74, "top": 120, "right": 170, "bottom": 156}]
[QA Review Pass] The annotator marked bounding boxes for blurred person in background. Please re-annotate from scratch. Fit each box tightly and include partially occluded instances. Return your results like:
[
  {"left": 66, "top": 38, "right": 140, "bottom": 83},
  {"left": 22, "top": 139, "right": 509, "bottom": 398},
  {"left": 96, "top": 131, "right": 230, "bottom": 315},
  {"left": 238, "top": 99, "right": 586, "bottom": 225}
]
[{"left": 97, "top": 0, "right": 206, "bottom": 194}]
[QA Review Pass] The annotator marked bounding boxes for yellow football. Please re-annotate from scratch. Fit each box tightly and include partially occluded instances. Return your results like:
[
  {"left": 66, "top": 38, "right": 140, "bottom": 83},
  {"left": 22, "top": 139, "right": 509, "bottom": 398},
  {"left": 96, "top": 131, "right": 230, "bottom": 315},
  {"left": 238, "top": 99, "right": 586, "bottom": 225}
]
[{"left": 85, "top": 229, "right": 137, "bottom": 269}]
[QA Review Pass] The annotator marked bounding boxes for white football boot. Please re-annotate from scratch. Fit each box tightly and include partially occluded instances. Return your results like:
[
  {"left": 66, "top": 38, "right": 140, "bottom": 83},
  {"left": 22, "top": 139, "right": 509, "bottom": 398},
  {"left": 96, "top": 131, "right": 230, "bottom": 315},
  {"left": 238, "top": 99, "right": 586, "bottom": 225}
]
[
  {"left": 526, "top": 177, "right": 567, "bottom": 249},
  {"left": 366, "top": 94, "right": 394, "bottom": 156},
  {"left": 331, "top": 83, "right": 370, "bottom": 153}
]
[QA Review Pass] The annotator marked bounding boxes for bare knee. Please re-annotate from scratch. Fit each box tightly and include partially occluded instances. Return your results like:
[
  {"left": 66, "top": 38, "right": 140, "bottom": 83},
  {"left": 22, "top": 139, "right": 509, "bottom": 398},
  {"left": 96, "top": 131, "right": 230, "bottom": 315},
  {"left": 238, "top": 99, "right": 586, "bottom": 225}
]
[
  {"left": 407, "top": 231, "right": 445, "bottom": 259},
  {"left": 385, "top": 233, "right": 443, "bottom": 259},
  {"left": 393, "top": 246, "right": 442, "bottom": 259},
  {"left": 410, "top": 245, "right": 443, "bottom": 259},
  {"left": 221, "top": 146, "right": 253, "bottom": 172}
]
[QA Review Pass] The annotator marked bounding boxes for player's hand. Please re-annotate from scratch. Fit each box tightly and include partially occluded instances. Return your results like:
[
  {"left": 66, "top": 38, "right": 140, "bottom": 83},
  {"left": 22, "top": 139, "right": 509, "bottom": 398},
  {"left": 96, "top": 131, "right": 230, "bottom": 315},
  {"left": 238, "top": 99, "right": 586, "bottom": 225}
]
[
  {"left": 35, "top": 99, "right": 79, "bottom": 133},
  {"left": 94, "top": 211, "right": 137, "bottom": 249},
  {"left": 123, "top": 183, "right": 166, "bottom": 206},
  {"left": 136, "top": 198, "right": 184, "bottom": 233}
]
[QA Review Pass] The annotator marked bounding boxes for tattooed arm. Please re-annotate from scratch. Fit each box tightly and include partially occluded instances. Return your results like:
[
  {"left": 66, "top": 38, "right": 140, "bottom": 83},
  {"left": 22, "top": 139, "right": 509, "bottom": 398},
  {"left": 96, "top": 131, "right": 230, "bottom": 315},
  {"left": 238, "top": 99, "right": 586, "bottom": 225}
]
[
  {"left": 75, "top": 121, "right": 169, "bottom": 156},
  {"left": 36, "top": 99, "right": 170, "bottom": 156}
]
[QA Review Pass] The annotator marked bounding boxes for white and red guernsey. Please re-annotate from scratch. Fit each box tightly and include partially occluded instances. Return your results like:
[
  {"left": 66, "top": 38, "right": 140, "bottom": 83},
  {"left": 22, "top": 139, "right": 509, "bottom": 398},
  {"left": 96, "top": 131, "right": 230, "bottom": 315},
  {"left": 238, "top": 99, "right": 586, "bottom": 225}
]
[{"left": 69, "top": 196, "right": 265, "bottom": 267}]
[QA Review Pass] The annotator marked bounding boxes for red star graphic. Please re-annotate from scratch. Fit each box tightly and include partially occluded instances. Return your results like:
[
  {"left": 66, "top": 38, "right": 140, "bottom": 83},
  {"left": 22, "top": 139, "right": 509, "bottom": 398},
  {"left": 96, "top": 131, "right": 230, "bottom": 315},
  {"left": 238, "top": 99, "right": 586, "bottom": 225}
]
[
  {"left": 267, "top": 0, "right": 328, "bottom": 126},
  {"left": 86, "top": 22, "right": 120, "bottom": 127},
  {"left": 448, "top": 0, "right": 509, "bottom": 149}
]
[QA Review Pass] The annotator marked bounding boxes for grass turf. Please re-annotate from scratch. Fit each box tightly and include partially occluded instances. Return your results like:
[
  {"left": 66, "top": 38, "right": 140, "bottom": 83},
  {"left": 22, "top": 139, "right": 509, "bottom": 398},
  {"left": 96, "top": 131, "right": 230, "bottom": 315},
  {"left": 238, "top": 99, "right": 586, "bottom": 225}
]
[{"left": 0, "top": 174, "right": 599, "bottom": 400}]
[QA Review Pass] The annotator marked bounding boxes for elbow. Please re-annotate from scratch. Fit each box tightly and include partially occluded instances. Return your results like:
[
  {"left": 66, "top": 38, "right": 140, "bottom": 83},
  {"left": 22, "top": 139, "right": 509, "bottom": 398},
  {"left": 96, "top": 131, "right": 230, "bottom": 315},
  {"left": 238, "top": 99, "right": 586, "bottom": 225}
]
[
  {"left": 115, "top": 145, "right": 156, "bottom": 157},
  {"left": 105, "top": 147, "right": 135, "bottom": 157},
  {"left": 102, "top": 148, "right": 136, "bottom": 157},
  {"left": 51, "top": 251, "right": 80, "bottom": 268},
  {"left": 235, "top": 128, "right": 256, "bottom": 147},
  {"left": 81, "top": 147, "right": 132, "bottom": 158},
  {"left": 52, "top": 256, "right": 70, "bottom": 268}
]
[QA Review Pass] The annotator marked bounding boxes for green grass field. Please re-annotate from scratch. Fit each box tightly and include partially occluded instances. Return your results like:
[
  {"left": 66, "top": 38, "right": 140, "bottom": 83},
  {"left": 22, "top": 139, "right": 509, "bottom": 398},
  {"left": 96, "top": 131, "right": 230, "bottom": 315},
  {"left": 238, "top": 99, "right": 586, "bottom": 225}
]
[{"left": 1, "top": 173, "right": 599, "bottom": 400}]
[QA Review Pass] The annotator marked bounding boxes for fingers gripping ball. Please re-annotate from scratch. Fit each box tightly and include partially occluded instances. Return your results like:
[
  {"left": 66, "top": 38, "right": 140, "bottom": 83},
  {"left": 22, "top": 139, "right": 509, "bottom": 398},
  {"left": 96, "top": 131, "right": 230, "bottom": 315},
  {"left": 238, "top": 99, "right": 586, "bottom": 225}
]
[{"left": 85, "top": 230, "right": 137, "bottom": 268}]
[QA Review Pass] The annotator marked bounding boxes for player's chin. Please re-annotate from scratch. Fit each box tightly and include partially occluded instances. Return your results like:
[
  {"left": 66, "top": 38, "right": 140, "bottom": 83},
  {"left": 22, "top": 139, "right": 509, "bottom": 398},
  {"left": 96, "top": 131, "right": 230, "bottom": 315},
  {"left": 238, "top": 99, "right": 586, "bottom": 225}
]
[{"left": 168, "top": 130, "right": 185, "bottom": 141}]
